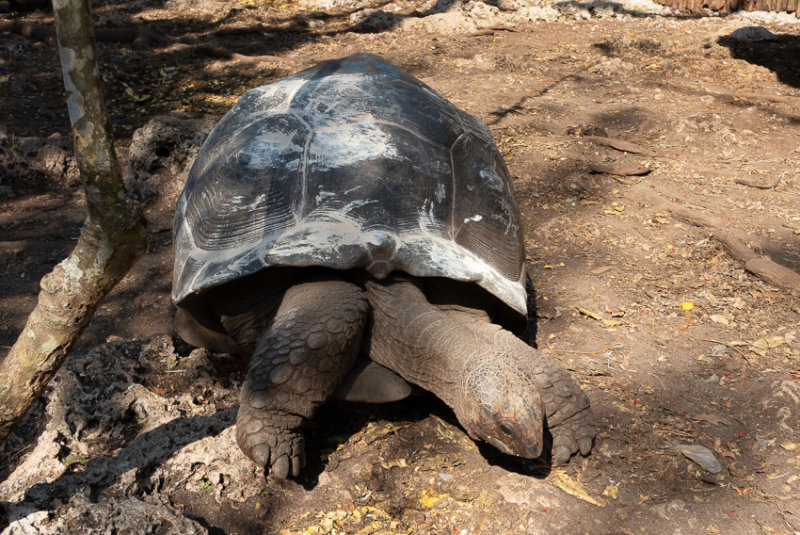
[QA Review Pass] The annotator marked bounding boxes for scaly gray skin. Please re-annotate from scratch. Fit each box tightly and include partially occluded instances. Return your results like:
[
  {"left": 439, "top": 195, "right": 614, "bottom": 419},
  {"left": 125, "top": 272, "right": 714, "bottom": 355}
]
[
  {"left": 365, "top": 278, "right": 594, "bottom": 463},
  {"left": 226, "top": 274, "right": 593, "bottom": 477},
  {"left": 234, "top": 278, "right": 368, "bottom": 479}
]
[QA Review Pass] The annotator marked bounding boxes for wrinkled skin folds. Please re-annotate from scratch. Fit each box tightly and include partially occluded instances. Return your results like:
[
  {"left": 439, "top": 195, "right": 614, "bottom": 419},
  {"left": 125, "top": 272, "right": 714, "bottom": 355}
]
[{"left": 213, "top": 275, "right": 594, "bottom": 477}]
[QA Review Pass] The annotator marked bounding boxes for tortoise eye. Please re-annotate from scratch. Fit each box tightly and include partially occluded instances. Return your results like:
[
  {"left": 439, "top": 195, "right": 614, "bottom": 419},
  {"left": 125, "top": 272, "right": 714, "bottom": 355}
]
[{"left": 499, "top": 422, "right": 515, "bottom": 437}]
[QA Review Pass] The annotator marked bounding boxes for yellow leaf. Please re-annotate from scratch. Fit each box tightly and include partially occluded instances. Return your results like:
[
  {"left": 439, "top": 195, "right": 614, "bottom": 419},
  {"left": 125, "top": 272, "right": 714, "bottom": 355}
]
[
  {"left": 681, "top": 301, "right": 694, "bottom": 311},
  {"left": 418, "top": 488, "right": 447, "bottom": 508},
  {"left": 550, "top": 471, "right": 605, "bottom": 507},
  {"left": 613, "top": 402, "right": 634, "bottom": 414},
  {"left": 750, "top": 336, "right": 785, "bottom": 356},
  {"left": 380, "top": 458, "right": 408, "bottom": 469},
  {"left": 360, "top": 506, "right": 390, "bottom": 519},
  {"left": 601, "top": 485, "right": 619, "bottom": 499},
  {"left": 577, "top": 307, "right": 603, "bottom": 321},
  {"left": 602, "top": 319, "right": 623, "bottom": 327},
  {"left": 780, "top": 442, "right": 799, "bottom": 451}
]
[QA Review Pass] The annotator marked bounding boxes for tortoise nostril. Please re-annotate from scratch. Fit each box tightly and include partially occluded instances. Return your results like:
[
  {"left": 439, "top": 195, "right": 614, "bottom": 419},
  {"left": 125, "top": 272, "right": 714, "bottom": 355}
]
[{"left": 499, "top": 422, "right": 515, "bottom": 437}]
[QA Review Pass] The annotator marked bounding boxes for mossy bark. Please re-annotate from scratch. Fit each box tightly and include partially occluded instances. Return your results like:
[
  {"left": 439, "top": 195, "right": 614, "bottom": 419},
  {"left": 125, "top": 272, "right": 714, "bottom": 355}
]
[{"left": 0, "top": 0, "right": 146, "bottom": 443}]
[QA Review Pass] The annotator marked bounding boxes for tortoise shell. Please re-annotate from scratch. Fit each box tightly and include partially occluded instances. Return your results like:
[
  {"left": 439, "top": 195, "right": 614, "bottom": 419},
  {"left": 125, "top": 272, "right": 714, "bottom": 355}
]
[{"left": 172, "top": 54, "right": 527, "bottom": 318}]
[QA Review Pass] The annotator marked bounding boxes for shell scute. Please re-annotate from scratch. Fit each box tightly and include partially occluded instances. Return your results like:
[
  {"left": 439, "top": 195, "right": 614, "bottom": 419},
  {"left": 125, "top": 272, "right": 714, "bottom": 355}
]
[{"left": 173, "top": 54, "right": 527, "bottom": 317}]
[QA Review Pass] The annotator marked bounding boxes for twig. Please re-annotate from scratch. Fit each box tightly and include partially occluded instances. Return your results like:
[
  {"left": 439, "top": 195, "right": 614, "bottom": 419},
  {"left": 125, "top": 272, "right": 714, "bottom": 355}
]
[
  {"left": 583, "top": 135, "right": 654, "bottom": 155},
  {"left": 688, "top": 336, "right": 752, "bottom": 367},
  {"left": 651, "top": 428, "right": 697, "bottom": 438}
]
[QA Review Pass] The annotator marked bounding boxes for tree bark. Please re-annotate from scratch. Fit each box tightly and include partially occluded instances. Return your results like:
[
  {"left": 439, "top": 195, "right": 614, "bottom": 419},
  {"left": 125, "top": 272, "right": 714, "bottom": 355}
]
[{"left": 0, "top": 0, "right": 146, "bottom": 444}]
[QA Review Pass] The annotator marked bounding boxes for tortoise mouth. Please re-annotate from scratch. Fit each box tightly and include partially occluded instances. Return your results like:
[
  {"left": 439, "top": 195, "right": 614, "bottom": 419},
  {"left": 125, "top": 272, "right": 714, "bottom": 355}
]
[
  {"left": 476, "top": 405, "right": 544, "bottom": 459},
  {"left": 485, "top": 434, "right": 543, "bottom": 459}
]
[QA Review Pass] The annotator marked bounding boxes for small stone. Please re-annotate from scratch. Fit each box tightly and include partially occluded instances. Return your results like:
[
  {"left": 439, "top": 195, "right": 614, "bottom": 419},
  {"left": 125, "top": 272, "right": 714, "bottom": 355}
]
[{"left": 710, "top": 345, "right": 727, "bottom": 357}]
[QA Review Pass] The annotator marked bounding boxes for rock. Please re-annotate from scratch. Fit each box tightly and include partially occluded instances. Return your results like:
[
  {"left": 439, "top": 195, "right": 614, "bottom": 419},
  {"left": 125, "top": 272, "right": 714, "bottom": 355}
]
[
  {"left": 0, "top": 336, "right": 244, "bottom": 530},
  {"left": 125, "top": 116, "right": 216, "bottom": 231},
  {"left": 725, "top": 26, "right": 777, "bottom": 43},
  {"left": 0, "top": 127, "right": 79, "bottom": 192},
  {"left": 2, "top": 497, "right": 207, "bottom": 535}
]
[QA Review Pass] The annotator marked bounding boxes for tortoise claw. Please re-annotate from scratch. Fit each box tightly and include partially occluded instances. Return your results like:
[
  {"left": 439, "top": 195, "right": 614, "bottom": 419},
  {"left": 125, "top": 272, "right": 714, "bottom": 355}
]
[
  {"left": 235, "top": 403, "right": 306, "bottom": 478},
  {"left": 579, "top": 434, "right": 594, "bottom": 456},
  {"left": 553, "top": 445, "right": 572, "bottom": 465},
  {"left": 528, "top": 358, "right": 595, "bottom": 463}
]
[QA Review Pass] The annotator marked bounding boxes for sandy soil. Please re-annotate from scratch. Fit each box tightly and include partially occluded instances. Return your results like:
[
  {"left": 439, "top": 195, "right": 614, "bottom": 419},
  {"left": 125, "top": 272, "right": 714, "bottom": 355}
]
[{"left": 1, "top": 0, "right": 800, "bottom": 533}]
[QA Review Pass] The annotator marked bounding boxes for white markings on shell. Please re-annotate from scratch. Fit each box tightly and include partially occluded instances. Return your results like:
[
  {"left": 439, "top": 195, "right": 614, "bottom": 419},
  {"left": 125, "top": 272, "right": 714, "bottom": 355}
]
[
  {"left": 435, "top": 183, "right": 446, "bottom": 203},
  {"left": 252, "top": 77, "right": 305, "bottom": 114},
  {"left": 310, "top": 122, "right": 400, "bottom": 169},
  {"left": 241, "top": 129, "right": 304, "bottom": 171},
  {"left": 173, "top": 55, "right": 527, "bottom": 318},
  {"left": 315, "top": 189, "right": 336, "bottom": 204}
]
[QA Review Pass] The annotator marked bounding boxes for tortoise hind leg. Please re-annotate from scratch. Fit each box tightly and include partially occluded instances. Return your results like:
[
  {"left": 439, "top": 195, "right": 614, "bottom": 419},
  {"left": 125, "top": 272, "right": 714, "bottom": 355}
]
[{"left": 237, "top": 279, "right": 368, "bottom": 478}]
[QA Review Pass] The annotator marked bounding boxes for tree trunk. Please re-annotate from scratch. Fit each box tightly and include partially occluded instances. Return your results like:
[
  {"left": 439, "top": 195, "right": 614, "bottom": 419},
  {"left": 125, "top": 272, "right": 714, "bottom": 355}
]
[{"left": 0, "top": 0, "right": 146, "bottom": 444}]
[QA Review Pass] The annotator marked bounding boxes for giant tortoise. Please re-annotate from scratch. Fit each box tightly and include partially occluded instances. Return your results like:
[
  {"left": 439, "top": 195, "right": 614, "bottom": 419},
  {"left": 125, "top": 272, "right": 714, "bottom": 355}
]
[{"left": 172, "top": 54, "right": 594, "bottom": 478}]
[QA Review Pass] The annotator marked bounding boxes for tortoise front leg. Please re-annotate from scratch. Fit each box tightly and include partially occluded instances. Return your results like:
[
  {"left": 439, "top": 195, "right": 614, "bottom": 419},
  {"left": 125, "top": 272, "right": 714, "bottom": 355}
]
[{"left": 237, "top": 279, "right": 367, "bottom": 478}]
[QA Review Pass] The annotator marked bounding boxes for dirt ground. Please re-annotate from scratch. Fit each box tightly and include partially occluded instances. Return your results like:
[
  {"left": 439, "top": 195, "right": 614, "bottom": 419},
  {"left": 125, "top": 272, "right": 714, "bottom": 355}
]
[{"left": 1, "top": 0, "right": 800, "bottom": 533}]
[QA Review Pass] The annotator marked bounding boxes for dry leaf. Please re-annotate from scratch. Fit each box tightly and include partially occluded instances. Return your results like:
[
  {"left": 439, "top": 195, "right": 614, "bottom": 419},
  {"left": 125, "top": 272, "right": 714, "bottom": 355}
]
[
  {"left": 601, "top": 485, "right": 619, "bottom": 499},
  {"left": 418, "top": 488, "right": 448, "bottom": 508},
  {"left": 577, "top": 307, "right": 603, "bottom": 320},
  {"left": 709, "top": 314, "right": 729, "bottom": 326},
  {"left": 550, "top": 471, "right": 606, "bottom": 506},
  {"left": 750, "top": 336, "right": 785, "bottom": 356},
  {"left": 674, "top": 444, "right": 722, "bottom": 473}
]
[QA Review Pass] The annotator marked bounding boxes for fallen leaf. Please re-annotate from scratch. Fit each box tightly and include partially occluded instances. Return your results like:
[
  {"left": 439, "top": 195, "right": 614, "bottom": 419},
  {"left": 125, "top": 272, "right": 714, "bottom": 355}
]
[
  {"left": 750, "top": 336, "right": 785, "bottom": 356},
  {"left": 709, "top": 314, "right": 729, "bottom": 326},
  {"left": 613, "top": 402, "right": 635, "bottom": 414},
  {"left": 780, "top": 442, "right": 799, "bottom": 451},
  {"left": 674, "top": 444, "right": 722, "bottom": 473},
  {"left": 601, "top": 485, "right": 619, "bottom": 499},
  {"left": 577, "top": 307, "right": 603, "bottom": 321},
  {"left": 380, "top": 458, "right": 408, "bottom": 469},
  {"left": 418, "top": 488, "right": 448, "bottom": 508},
  {"left": 550, "top": 471, "right": 606, "bottom": 506}
]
